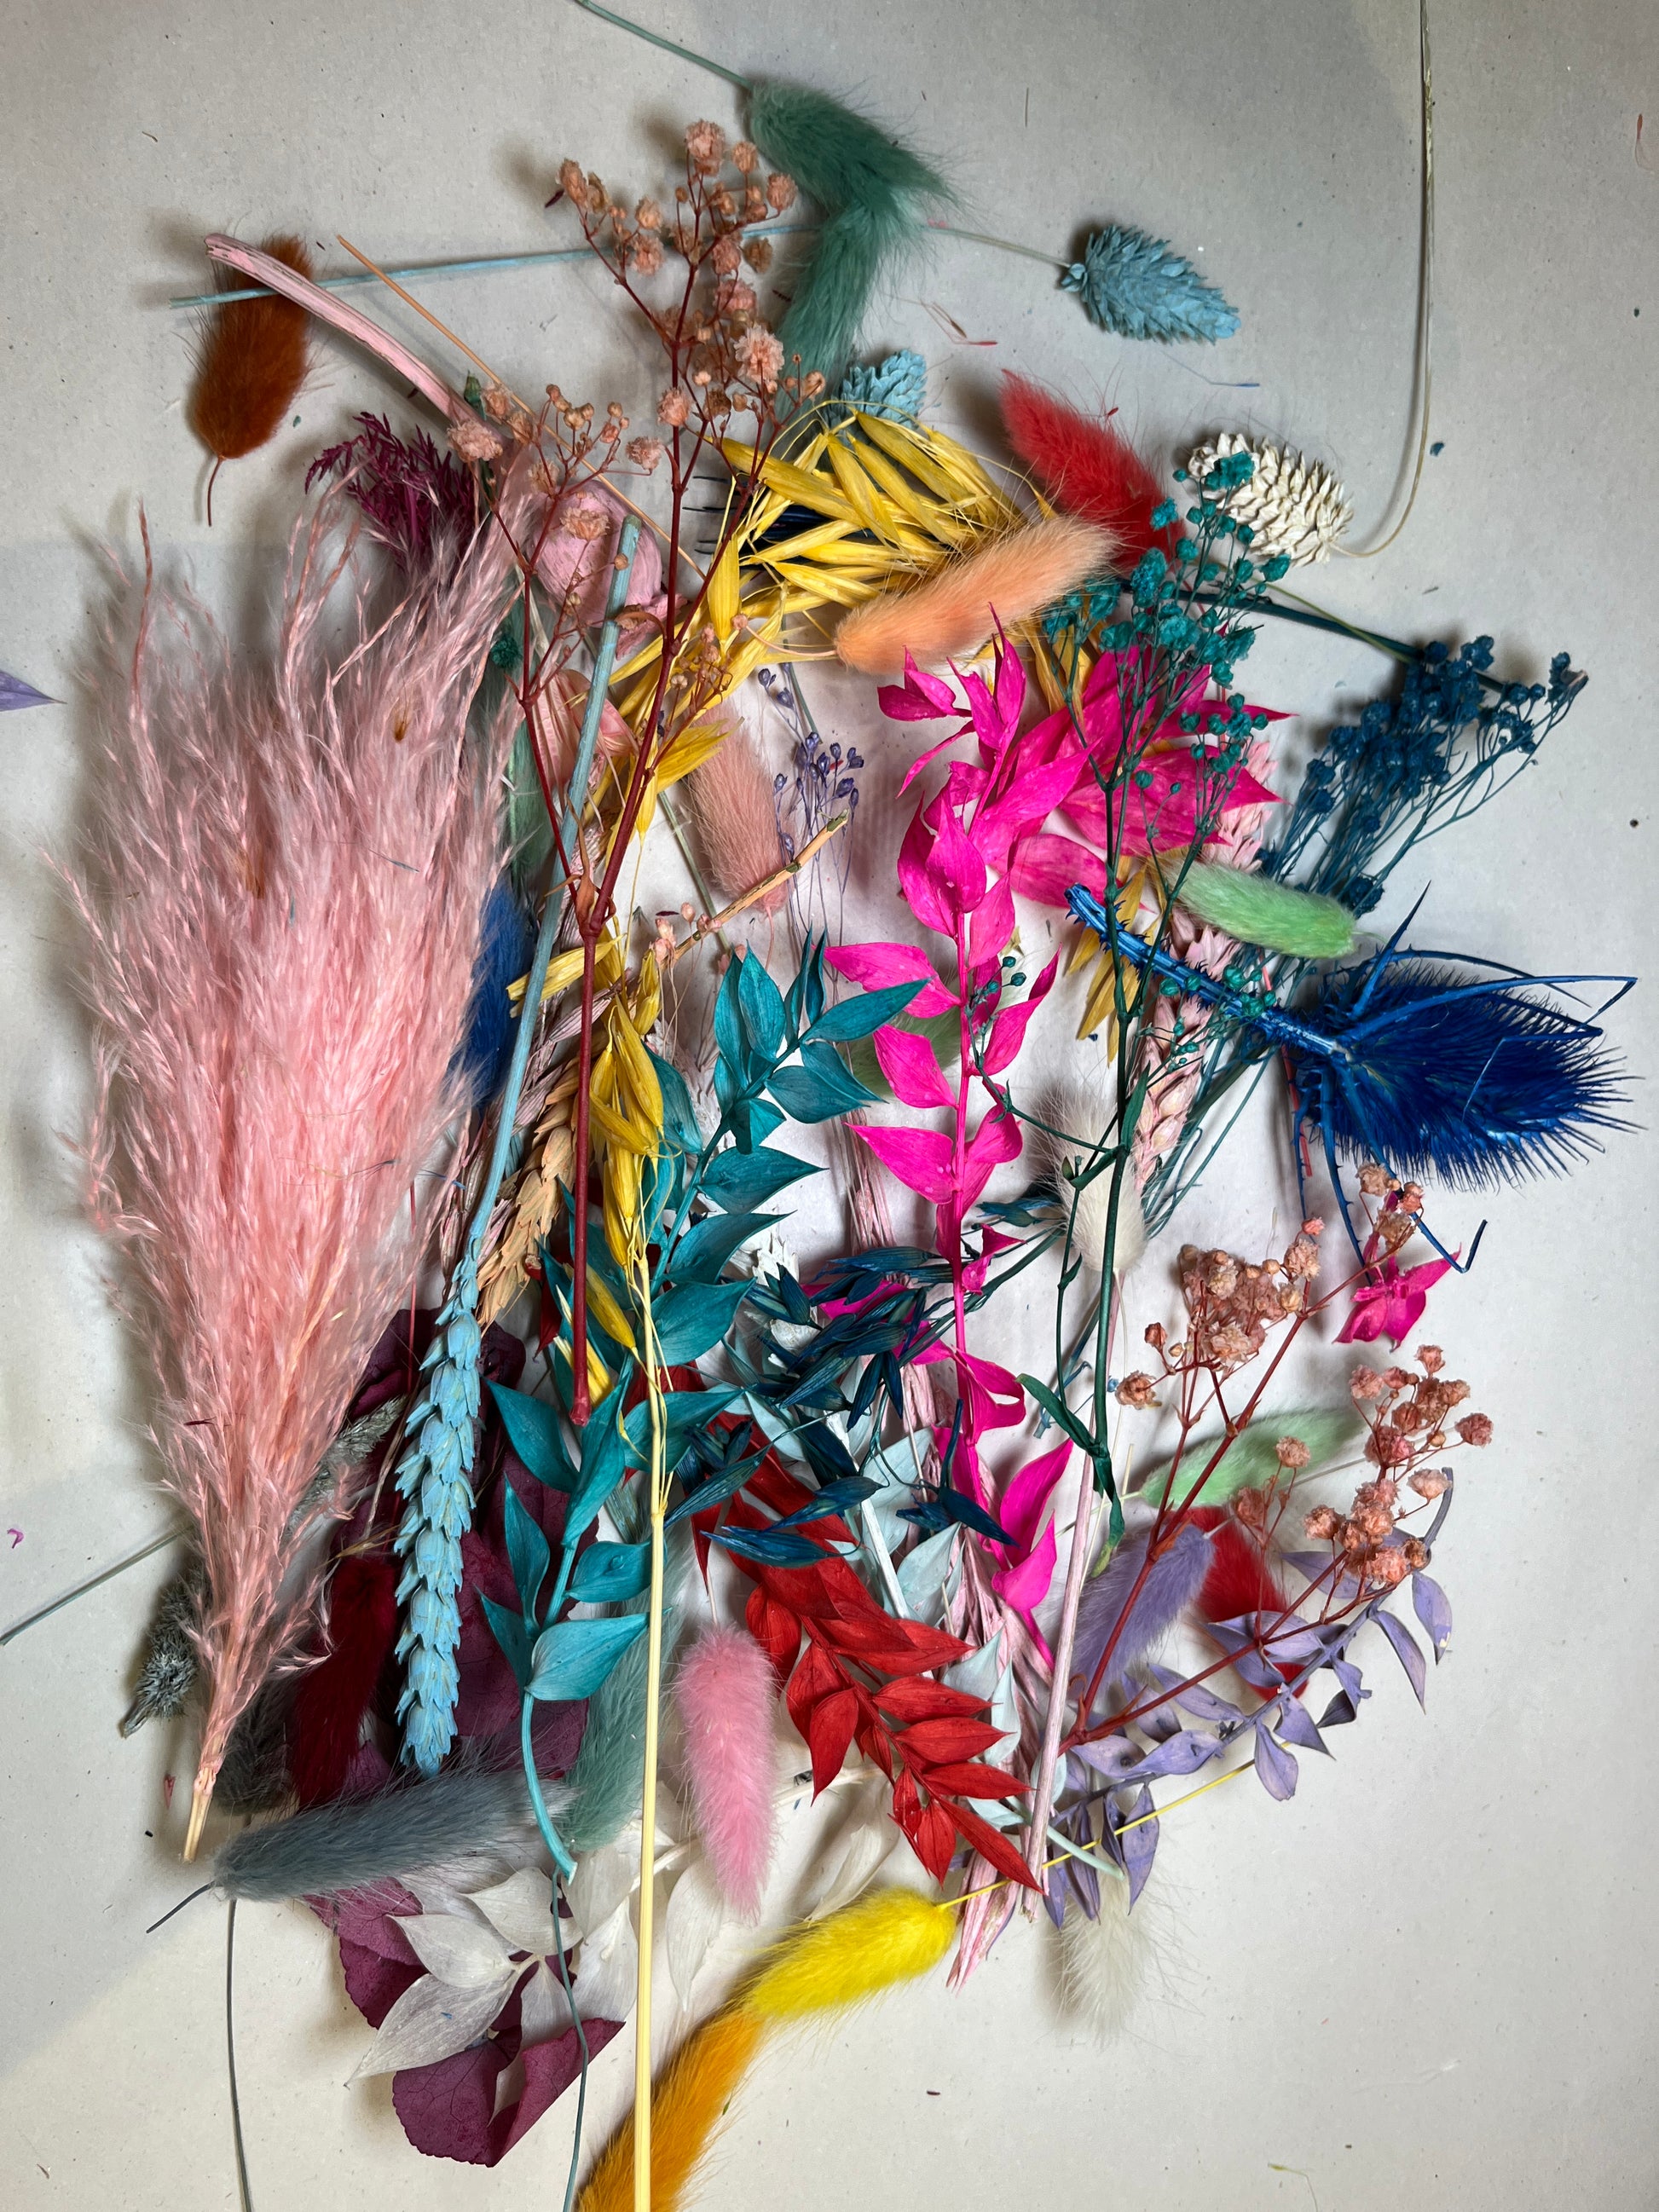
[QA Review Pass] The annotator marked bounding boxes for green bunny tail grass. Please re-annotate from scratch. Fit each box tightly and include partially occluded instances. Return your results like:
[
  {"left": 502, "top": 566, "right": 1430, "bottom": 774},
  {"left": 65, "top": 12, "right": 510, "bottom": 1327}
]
[
  {"left": 748, "top": 81, "right": 947, "bottom": 384},
  {"left": 1134, "top": 1406, "right": 1363, "bottom": 1506},
  {"left": 1173, "top": 861, "right": 1356, "bottom": 958}
]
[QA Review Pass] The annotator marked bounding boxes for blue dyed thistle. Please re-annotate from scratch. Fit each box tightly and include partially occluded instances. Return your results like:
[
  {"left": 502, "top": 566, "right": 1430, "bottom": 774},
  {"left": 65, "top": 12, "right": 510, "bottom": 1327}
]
[
  {"left": 1062, "top": 223, "right": 1240, "bottom": 344},
  {"left": 1066, "top": 886, "right": 1632, "bottom": 1255},
  {"left": 836, "top": 349, "right": 928, "bottom": 423}
]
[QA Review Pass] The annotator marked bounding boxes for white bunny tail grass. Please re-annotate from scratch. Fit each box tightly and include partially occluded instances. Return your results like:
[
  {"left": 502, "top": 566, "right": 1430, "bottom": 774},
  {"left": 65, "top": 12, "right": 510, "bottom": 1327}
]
[
  {"left": 1038, "top": 1082, "right": 1147, "bottom": 1277},
  {"left": 1054, "top": 1883, "right": 1148, "bottom": 2041}
]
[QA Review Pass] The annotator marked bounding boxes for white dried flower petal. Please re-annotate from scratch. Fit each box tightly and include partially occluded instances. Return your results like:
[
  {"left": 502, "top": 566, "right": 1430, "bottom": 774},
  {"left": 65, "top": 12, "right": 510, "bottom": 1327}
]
[{"left": 1185, "top": 430, "right": 1353, "bottom": 566}]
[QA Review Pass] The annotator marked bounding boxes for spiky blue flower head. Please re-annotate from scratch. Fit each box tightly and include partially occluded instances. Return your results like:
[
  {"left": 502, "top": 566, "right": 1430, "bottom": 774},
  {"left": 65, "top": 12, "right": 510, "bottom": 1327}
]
[
  {"left": 837, "top": 349, "right": 928, "bottom": 423},
  {"left": 1062, "top": 224, "right": 1240, "bottom": 344}
]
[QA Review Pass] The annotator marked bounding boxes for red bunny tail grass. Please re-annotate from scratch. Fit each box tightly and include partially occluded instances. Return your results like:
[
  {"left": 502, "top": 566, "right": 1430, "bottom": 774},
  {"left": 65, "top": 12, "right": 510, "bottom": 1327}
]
[
  {"left": 188, "top": 234, "right": 313, "bottom": 518},
  {"left": 286, "top": 1552, "right": 400, "bottom": 1808},
  {"left": 998, "top": 372, "right": 1175, "bottom": 566}
]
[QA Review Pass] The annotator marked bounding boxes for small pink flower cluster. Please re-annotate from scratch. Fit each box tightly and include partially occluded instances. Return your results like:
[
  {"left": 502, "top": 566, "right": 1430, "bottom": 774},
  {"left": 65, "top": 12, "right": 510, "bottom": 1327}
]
[
  {"left": 1304, "top": 1346, "right": 1489, "bottom": 1587},
  {"left": 558, "top": 123, "right": 818, "bottom": 436}
]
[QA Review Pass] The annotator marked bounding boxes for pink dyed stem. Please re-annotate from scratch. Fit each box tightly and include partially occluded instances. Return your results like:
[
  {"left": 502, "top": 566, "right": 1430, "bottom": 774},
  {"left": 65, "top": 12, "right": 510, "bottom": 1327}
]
[
  {"left": 1022, "top": 1277, "right": 1120, "bottom": 1886},
  {"left": 204, "top": 234, "right": 463, "bottom": 421}
]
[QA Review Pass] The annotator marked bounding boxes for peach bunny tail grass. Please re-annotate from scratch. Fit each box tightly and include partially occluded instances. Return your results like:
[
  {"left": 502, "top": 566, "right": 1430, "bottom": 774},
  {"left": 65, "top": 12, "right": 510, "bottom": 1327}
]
[
  {"left": 575, "top": 2008, "right": 764, "bottom": 2212},
  {"left": 70, "top": 490, "right": 518, "bottom": 1857},
  {"left": 833, "top": 513, "right": 1119, "bottom": 677},
  {"left": 187, "top": 234, "right": 313, "bottom": 523},
  {"left": 683, "top": 709, "right": 790, "bottom": 915}
]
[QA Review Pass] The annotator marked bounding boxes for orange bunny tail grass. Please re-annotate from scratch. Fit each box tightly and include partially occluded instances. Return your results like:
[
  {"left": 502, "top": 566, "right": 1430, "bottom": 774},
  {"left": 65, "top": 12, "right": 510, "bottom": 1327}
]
[
  {"left": 833, "top": 514, "right": 1119, "bottom": 676},
  {"left": 575, "top": 2008, "right": 764, "bottom": 2212},
  {"left": 187, "top": 234, "right": 313, "bottom": 523},
  {"left": 683, "top": 709, "right": 790, "bottom": 915}
]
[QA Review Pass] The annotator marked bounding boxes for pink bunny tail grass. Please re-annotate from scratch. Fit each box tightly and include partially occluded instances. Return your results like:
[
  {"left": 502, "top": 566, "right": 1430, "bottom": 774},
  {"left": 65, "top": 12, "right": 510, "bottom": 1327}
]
[
  {"left": 832, "top": 515, "right": 1119, "bottom": 677},
  {"left": 683, "top": 711, "right": 790, "bottom": 916},
  {"left": 70, "top": 491, "right": 517, "bottom": 1852},
  {"left": 673, "top": 1625, "right": 779, "bottom": 1919}
]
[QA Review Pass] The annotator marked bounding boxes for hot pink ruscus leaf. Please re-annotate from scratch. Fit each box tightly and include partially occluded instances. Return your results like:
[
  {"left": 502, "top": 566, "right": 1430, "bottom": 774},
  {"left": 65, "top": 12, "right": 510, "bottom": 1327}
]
[
  {"left": 827, "top": 940, "right": 958, "bottom": 1016},
  {"left": 873, "top": 1025, "right": 956, "bottom": 1111},
  {"left": 856, "top": 1123, "right": 958, "bottom": 1203},
  {"left": 982, "top": 953, "right": 1059, "bottom": 1075}
]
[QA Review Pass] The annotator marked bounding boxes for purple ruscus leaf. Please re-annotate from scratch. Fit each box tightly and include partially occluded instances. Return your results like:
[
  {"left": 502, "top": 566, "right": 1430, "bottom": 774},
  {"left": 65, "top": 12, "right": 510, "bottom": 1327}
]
[
  {"left": 1412, "top": 1571, "right": 1453, "bottom": 1660},
  {"left": 1107, "top": 1785, "right": 1159, "bottom": 1908},
  {"left": 1, "top": 670, "right": 54, "bottom": 711},
  {"left": 1253, "top": 1724, "right": 1298, "bottom": 1801},
  {"left": 1375, "top": 1608, "right": 1428, "bottom": 1708}
]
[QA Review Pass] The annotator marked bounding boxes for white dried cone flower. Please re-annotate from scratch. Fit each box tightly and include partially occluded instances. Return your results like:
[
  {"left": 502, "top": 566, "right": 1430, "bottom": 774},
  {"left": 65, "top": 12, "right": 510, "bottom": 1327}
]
[{"left": 1185, "top": 430, "right": 1353, "bottom": 566}]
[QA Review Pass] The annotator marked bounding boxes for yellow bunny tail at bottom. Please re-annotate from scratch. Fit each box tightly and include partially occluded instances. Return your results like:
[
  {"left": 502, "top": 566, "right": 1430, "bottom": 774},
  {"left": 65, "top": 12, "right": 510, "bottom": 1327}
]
[
  {"left": 575, "top": 1891, "right": 956, "bottom": 2212},
  {"left": 575, "top": 2008, "right": 764, "bottom": 2212},
  {"left": 744, "top": 1886, "right": 956, "bottom": 2019}
]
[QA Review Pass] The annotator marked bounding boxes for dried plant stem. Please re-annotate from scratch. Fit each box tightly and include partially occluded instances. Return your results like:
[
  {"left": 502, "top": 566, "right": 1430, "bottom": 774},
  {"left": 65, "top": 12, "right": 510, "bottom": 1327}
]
[
  {"left": 665, "top": 810, "right": 848, "bottom": 966},
  {"left": 631, "top": 1238, "right": 669, "bottom": 2212},
  {"left": 1021, "top": 1276, "right": 1120, "bottom": 1886}
]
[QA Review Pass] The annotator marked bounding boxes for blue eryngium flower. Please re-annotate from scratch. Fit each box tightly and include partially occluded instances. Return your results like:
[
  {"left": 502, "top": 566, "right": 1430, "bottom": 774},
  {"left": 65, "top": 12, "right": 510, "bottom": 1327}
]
[{"left": 1062, "top": 225, "right": 1240, "bottom": 344}]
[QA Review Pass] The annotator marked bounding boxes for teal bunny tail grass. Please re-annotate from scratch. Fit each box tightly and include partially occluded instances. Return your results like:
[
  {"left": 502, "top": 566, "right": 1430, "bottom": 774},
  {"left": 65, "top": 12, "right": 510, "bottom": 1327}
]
[
  {"left": 1173, "top": 861, "right": 1356, "bottom": 959},
  {"left": 747, "top": 81, "right": 948, "bottom": 384}
]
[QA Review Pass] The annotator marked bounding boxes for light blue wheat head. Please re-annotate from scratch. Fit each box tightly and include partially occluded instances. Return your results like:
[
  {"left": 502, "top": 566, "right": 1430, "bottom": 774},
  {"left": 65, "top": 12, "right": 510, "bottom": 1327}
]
[{"left": 392, "top": 1259, "right": 482, "bottom": 1774}]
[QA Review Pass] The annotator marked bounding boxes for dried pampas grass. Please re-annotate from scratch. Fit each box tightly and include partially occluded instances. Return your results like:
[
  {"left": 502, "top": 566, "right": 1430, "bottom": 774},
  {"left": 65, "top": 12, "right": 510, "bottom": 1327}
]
[
  {"left": 834, "top": 514, "right": 1117, "bottom": 676},
  {"left": 71, "top": 489, "right": 517, "bottom": 1853}
]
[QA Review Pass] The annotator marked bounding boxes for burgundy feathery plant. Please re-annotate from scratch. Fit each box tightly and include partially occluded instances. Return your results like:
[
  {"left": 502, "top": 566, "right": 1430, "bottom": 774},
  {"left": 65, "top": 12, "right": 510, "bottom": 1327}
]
[{"left": 71, "top": 488, "right": 517, "bottom": 1855}]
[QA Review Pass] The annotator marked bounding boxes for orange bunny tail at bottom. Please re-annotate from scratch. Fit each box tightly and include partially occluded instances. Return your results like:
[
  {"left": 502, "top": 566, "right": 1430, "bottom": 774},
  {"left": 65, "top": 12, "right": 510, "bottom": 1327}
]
[{"left": 575, "top": 2009, "right": 763, "bottom": 2212}]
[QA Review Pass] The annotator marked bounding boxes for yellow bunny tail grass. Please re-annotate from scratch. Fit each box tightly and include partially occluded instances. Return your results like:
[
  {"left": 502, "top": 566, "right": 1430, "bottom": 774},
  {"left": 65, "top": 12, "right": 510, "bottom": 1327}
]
[
  {"left": 576, "top": 1894, "right": 952, "bottom": 2212},
  {"left": 576, "top": 2008, "right": 765, "bottom": 2212},
  {"left": 833, "top": 515, "right": 1118, "bottom": 676},
  {"left": 743, "top": 1886, "right": 957, "bottom": 2019}
]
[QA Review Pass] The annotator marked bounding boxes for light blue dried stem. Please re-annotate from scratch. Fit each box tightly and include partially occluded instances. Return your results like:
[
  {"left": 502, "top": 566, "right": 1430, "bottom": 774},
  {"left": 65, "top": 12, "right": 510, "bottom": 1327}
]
[{"left": 393, "top": 517, "right": 644, "bottom": 1774}]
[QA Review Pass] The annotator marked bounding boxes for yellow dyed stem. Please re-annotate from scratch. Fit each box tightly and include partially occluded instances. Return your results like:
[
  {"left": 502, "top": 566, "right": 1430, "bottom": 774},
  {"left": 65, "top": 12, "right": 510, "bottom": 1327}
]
[{"left": 632, "top": 1239, "right": 669, "bottom": 2212}]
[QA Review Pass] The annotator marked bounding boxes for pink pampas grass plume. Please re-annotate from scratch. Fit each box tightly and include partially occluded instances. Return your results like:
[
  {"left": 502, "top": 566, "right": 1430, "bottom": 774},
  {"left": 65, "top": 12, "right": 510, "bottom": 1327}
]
[
  {"left": 673, "top": 1625, "right": 778, "bottom": 1918},
  {"left": 69, "top": 489, "right": 517, "bottom": 1856},
  {"left": 683, "top": 712, "right": 790, "bottom": 916},
  {"left": 832, "top": 514, "right": 1119, "bottom": 677}
]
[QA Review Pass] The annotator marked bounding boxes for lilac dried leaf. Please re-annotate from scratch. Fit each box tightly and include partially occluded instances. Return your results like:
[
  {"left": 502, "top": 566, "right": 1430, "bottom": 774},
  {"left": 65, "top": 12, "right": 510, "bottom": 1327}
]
[
  {"left": 1375, "top": 1608, "right": 1428, "bottom": 1707},
  {"left": 1412, "top": 1570, "right": 1453, "bottom": 1660},
  {"left": 1253, "top": 1725, "right": 1298, "bottom": 1800},
  {"left": 1146, "top": 1662, "right": 1244, "bottom": 1730},
  {"left": 1274, "top": 1696, "right": 1329, "bottom": 1756},
  {"left": 1110, "top": 1786, "right": 1159, "bottom": 1908},
  {"left": 1116, "top": 1728, "right": 1223, "bottom": 1785}
]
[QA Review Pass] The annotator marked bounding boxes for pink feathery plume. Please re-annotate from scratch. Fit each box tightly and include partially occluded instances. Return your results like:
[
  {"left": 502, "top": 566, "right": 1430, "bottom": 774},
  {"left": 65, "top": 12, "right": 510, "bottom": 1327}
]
[
  {"left": 70, "top": 488, "right": 517, "bottom": 1857},
  {"left": 833, "top": 515, "right": 1118, "bottom": 677},
  {"left": 683, "top": 710, "right": 790, "bottom": 915},
  {"left": 673, "top": 1625, "right": 778, "bottom": 1918}
]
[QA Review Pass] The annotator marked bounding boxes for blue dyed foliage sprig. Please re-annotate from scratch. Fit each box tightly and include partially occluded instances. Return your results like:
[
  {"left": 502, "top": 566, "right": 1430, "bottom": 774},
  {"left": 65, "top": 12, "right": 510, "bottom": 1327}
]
[{"left": 1263, "top": 638, "right": 1587, "bottom": 915}]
